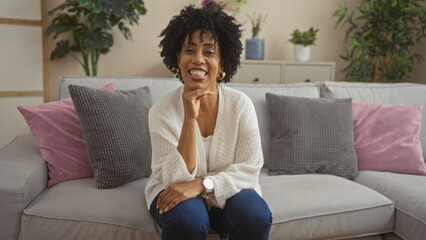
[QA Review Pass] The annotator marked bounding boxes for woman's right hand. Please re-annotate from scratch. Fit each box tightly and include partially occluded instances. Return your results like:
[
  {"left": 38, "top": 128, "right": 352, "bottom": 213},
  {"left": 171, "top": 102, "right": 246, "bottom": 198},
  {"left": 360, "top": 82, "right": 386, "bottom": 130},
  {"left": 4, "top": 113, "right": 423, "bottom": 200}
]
[{"left": 182, "top": 89, "right": 215, "bottom": 120}]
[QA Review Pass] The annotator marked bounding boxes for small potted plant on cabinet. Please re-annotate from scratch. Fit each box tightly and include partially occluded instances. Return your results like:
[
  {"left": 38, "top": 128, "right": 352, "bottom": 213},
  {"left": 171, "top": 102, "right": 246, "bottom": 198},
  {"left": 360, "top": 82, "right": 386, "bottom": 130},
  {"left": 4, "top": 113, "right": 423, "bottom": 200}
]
[
  {"left": 245, "top": 12, "right": 268, "bottom": 60},
  {"left": 289, "top": 27, "right": 319, "bottom": 62}
]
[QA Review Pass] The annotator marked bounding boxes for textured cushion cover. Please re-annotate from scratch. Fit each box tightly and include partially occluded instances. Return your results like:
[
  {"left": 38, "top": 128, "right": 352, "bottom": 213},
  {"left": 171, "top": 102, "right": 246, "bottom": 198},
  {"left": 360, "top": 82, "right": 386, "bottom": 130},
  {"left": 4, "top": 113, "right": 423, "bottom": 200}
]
[
  {"left": 353, "top": 102, "right": 426, "bottom": 175},
  {"left": 69, "top": 85, "right": 152, "bottom": 189},
  {"left": 266, "top": 93, "right": 358, "bottom": 179},
  {"left": 17, "top": 83, "right": 115, "bottom": 187}
]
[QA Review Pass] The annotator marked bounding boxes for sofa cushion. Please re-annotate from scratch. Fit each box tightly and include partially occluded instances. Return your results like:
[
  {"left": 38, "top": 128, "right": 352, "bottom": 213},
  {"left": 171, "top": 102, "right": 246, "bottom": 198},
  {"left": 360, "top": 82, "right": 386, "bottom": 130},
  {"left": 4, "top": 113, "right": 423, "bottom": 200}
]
[
  {"left": 69, "top": 85, "right": 153, "bottom": 189},
  {"left": 17, "top": 83, "right": 116, "bottom": 187},
  {"left": 20, "top": 178, "right": 160, "bottom": 240},
  {"left": 265, "top": 93, "right": 358, "bottom": 179},
  {"left": 352, "top": 102, "right": 426, "bottom": 175},
  {"left": 259, "top": 169, "right": 394, "bottom": 239},
  {"left": 20, "top": 170, "right": 395, "bottom": 240},
  {"left": 320, "top": 81, "right": 426, "bottom": 161},
  {"left": 355, "top": 170, "right": 426, "bottom": 240},
  {"left": 228, "top": 83, "right": 320, "bottom": 166}
]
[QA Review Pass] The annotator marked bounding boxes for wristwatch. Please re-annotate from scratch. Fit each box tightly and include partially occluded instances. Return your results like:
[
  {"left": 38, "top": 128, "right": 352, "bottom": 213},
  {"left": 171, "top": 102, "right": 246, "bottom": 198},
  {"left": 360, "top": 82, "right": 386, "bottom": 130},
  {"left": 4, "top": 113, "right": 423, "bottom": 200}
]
[{"left": 202, "top": 178, "right": 214, "bottom": 195}]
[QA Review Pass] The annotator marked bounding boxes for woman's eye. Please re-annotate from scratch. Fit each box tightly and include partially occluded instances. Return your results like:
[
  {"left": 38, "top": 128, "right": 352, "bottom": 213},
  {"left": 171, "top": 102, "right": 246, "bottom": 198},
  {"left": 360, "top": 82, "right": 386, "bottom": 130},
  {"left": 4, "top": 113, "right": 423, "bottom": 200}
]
[
  {"left": 205, "top": 51, "right": 215, "bottom": 56},
  {"left": 184, "top": 49, "right": 194, "bottom": 53}
]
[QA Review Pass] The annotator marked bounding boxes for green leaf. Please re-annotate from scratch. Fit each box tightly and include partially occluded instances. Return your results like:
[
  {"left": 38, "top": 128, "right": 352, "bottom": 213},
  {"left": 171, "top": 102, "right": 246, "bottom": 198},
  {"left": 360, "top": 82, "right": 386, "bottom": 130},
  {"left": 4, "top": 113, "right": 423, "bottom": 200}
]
[
  {"left": 50, "top": 40, "right": 70, "bottom": 60},
  {"left": 356, "top": 48, "right": 364, "bottom": 60},
  {"left": 361, "top": 29, "right": 373, "bottom": 40},
  {"left": 88, "top": 14, "right": 110, "bottom": 29},
  {"left": 364, "top": 41, "right": 374, "bottom": 47},
  {"left": 77, "top": 0, "right": 101, "bottom": 13},
  {"left": 333, "top": 3, "right": 348, "bottom": 29},
  {"left": 339, "top": 54, "right": 349, "bottom": 61},
  {"left": 45, "top": 14, "right": 78, "bottom": 38},
  {"left": 118, "top": 22, "right": 132, "bottom": 40},
  {"left": 81, "top": 31, "right": 113, "bottom": 50}
]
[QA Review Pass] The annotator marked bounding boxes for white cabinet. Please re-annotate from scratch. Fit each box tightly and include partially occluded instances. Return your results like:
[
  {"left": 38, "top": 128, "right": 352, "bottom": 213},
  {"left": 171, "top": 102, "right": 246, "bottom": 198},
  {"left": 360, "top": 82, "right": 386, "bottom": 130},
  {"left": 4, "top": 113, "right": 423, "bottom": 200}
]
[{"left": 231, "top": 60, "right": 335, "bottom": 84}]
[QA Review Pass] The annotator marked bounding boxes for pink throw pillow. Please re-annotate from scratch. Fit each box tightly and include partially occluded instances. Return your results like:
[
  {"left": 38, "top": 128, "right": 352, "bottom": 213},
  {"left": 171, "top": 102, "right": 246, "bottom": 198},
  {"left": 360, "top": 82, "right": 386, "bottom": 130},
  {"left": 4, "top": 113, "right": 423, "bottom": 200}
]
[
  {"left": 352, "top": 101, "right": 426, "bottom": 175},
  {"left": 18, "top": 83, "right": 116, "bottom": 187}
]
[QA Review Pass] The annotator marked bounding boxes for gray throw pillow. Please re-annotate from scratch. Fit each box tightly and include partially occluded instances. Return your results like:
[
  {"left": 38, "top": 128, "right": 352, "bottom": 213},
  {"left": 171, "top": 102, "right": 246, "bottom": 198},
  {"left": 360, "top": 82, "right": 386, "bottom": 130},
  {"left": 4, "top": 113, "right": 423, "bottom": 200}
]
[
  {"left": 69, "top": 85, "right": 152, "bottom": 189},
  {"left": 265, "top": 93, "right": 358, "bottom": 179}
]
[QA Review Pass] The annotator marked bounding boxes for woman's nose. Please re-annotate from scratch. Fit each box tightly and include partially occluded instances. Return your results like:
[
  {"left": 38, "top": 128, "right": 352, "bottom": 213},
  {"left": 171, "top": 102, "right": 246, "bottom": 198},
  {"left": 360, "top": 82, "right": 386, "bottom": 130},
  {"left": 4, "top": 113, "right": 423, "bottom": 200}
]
[{"left": 192, "top": 50, "right": 205, "bottom": 64}]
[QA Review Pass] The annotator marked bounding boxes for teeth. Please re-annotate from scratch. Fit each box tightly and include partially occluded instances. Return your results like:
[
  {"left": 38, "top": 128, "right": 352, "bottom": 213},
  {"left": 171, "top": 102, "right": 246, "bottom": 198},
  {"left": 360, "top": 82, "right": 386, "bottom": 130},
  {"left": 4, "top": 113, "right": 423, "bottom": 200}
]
[{"left": 190, "top": 70, "right": 207, "bottom": 77}]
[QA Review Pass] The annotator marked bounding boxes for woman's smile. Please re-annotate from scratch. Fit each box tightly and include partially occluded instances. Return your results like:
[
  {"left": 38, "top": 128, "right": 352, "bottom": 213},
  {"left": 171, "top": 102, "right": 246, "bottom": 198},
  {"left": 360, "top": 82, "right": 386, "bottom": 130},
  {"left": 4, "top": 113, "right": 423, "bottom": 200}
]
[{"left": 189, "top": 68, "right": 208, "bottom": 80}]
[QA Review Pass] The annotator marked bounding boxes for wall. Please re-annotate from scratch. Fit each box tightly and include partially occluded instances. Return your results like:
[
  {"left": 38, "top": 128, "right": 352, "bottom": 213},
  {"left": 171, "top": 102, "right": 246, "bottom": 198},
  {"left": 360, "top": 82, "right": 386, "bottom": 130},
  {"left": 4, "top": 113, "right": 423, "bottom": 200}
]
[
  {"left": 1, "top": 0, "right": 426, "bottom": 148},
  {"left": 0, "top": 0, "right": 44, "bottom": 148},
  {"left": 43, "top": 0, "right": 425, "bottom": 101}
]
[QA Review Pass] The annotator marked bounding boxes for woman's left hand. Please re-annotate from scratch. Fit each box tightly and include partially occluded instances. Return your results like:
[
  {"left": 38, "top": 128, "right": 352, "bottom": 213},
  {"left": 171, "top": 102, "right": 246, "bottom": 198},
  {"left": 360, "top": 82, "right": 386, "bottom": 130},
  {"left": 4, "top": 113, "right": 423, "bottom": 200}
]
[{"left": 157, "top": 178, "right": 204, "bottom": 214}]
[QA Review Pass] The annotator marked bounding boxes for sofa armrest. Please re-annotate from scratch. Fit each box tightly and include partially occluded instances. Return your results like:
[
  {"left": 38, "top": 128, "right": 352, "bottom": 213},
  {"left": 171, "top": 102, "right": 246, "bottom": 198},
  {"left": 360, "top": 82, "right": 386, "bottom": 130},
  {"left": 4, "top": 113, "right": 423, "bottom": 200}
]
[{"left": 0, "top": 135, "right": 48, "bottom": 240}]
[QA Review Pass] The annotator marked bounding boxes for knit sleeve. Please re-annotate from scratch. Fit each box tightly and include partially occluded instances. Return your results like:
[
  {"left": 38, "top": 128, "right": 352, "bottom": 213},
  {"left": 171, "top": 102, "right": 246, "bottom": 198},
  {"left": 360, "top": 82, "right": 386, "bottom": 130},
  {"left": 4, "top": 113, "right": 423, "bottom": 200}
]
[
  {"left": 209, "top": 96, "right": 263, "bottom": 208},
  {"left": 148, "top": 105, "right": 197, "bottom": 189}
]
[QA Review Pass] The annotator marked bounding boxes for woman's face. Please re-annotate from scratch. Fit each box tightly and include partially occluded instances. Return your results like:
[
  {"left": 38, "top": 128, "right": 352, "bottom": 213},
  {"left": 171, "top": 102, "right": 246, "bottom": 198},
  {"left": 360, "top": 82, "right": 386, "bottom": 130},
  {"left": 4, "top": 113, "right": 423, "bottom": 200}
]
[{"left": 177, "top": 29, "right": 223, "bottom": 91}]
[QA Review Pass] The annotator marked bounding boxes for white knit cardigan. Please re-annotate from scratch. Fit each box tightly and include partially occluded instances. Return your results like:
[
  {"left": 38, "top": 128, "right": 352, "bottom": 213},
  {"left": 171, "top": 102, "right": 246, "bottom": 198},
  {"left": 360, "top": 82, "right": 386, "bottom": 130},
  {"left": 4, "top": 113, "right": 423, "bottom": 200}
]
[{"left": 145, "top": 84, "right": 263, "bottom": 209}]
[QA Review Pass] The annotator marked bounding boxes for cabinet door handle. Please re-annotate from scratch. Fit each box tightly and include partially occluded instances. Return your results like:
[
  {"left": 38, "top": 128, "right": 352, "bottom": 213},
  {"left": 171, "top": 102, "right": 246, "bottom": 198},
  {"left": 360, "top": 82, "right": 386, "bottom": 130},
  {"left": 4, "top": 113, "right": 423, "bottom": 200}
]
[{"left": 253, "top": 78, "right": 260, "bottom": 83}]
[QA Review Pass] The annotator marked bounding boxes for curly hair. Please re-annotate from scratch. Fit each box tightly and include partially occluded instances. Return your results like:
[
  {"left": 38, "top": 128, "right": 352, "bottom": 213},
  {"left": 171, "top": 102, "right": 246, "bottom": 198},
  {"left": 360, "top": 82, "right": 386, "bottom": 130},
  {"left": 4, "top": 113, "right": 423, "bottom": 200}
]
[{"left": 159, "top": 4, "right": 243, "bottom": 83}]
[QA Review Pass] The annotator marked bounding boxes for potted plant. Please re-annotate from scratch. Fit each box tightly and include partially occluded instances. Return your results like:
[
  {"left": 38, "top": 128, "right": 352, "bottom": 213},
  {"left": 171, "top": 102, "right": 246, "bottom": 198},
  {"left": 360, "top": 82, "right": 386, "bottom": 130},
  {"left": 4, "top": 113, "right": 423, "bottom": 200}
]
[
  {"left": 245, "top": 12, "right": 268, "bottom": 60},
  {"left": 231, "top": 0, "right": 247, "bottom": 13},
  {"left": 201, "top": 0, "right": 247, "bottom": 13},
  {"left": 45, "top": 0, "right": 147, "bottom": 76},
  {"left": 289, "top": 27, "right": 319, "bottom": 62},
  {"left": 333, "top": 0, "right": 426, "bottom": 82}
]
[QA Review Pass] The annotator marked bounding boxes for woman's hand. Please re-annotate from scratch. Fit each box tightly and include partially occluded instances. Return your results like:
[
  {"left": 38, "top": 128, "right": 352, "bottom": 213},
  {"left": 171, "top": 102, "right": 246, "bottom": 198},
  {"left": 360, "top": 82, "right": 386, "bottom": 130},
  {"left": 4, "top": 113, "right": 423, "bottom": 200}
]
[
  {"left": 182, "top": 89, "right": 215, "bottom": 120},
  {"left": 157, "top": 178, "right": 204, "bottom": 214}
]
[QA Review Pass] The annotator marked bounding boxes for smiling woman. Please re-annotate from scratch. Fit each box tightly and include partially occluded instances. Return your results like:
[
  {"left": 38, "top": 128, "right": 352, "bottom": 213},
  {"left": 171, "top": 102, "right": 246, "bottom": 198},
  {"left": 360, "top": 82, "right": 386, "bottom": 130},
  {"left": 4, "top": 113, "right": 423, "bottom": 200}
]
[{"left": 144, "top": 3, "right": 272, "bottom": 240}]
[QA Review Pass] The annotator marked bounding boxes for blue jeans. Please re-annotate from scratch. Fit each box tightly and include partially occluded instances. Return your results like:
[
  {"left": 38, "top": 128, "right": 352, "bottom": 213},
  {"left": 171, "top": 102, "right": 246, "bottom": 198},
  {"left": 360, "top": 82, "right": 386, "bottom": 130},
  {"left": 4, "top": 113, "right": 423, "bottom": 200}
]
[{"left": 149, "top": 189, "right": 272, "bottom": 240}]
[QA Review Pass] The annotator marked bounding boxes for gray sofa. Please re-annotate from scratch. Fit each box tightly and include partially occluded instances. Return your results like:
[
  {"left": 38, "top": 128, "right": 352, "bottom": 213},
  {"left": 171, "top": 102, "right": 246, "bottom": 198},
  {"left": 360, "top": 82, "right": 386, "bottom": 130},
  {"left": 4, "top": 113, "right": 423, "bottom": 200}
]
[{"left": 1, "top": 76, "right": 426, "bottom": 240}]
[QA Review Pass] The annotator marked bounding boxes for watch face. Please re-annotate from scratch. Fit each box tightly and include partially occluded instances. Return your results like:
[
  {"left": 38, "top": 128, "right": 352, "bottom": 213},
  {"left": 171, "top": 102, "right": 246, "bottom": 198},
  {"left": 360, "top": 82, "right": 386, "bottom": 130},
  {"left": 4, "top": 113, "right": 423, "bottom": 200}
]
[{"left": 204, "top": 178, "right": 214, "bottom": 190}]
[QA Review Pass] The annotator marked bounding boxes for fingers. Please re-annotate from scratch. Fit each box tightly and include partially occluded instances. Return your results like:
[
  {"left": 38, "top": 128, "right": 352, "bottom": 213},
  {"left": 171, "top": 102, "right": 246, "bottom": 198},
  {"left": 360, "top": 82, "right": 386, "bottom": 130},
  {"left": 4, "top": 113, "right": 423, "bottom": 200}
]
[
  {"left": 156, "top": 181, "right": 202, "bottom": 214},
  {"left": 157, "top": 187, "right": 183, "bottom": 214},
  {"left": 163, "top": 197, "right": 183, "bottom": 214},
  {"left": 194, "top": 89, "right": 216, "bottom": 99},
  {"left": 156, "top": 190, "right": 168, "bottom": 212},
  {"left": 183, "top": 89, "right": 215, "bottom": 103},
  {"left": 182, "top": 89, "right": 216, "bottom": 120}
]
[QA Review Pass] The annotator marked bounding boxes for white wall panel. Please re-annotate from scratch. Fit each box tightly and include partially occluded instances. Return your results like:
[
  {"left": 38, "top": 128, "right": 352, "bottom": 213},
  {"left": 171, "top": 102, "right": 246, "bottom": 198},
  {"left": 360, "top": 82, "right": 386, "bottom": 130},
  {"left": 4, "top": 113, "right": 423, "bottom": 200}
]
[
  {"left": 0, "top": 0, "right": 41, "bottom": 20},
  {"left": 0, "top": 97, "right": 43, "bottom": 149},
  {"left": 0, "top": 24, "right": 43, "bottom": 91}
]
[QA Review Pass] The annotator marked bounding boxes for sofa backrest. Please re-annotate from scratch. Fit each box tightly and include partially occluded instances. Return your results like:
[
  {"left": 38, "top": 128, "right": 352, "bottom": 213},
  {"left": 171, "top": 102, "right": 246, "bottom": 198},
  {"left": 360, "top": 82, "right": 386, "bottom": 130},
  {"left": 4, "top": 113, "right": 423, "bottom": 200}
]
[
  {"left": 59, "top": 76, "right": 182, "bottom": 103},
  {"left": 60, "top": 76, "right": 320, "bottom": 167},
  {"left": 320, "top": 81, "right": 426, "bottom": 161}
]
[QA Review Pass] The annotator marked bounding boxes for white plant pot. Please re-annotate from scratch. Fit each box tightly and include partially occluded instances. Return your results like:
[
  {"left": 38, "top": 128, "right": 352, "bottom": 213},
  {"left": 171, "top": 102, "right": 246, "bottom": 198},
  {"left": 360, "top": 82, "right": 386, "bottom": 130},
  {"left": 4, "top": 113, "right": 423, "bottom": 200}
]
[{"left": 294, "top": 44, "right": 311, "bottom": 62}]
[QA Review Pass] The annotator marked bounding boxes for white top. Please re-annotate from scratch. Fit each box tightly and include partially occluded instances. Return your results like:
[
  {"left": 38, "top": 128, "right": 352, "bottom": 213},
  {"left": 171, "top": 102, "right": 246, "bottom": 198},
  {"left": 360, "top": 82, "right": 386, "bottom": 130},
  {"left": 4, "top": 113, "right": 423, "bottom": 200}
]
[
  {"left": 202, "top": 135, "right": 213, "bottom": 172},
  {"left": 144, "top": 84, "right": 263, "bottom": 209}
]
